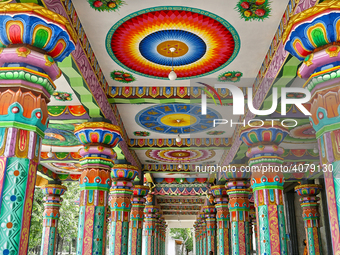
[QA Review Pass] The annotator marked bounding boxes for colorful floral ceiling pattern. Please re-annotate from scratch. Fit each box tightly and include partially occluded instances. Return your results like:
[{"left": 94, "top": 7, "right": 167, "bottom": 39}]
[
  {"left": 146, "top": 149, "right": 215, "bottom": 163},
  {"left": 235, "top": 0, "right": 271, "bottom": 21},
  {"left": 218, "top": 71, "right": 243, "bottom": 82},
  {"left": 88, "top": 0, "right": 125, "bottom": 12},
  {"left": 110, "top": 70, "right": 136, "bottom": 83},
  {"left": 289, "top": 124, "right": 316, "bottom": 140},
  {"left": 52, "top": 91, "right": 73, "bottom": 101},
  {"left": 106, "top": 6, "right": 240, "bottom": 79},
  {"left": 135, "top": 104, "right": 221, "bottom": 134}
]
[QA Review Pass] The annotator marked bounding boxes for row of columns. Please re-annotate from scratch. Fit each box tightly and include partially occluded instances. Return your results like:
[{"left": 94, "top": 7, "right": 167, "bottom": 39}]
[
  {"left": 194, "top": 180, "right": 323, "bottom": 255},
  {"left": 0, "top": 2, "right": 340, "bottom": 255},
  {"left": 39, "top": 181, "right": 168, "bottom": 255}
]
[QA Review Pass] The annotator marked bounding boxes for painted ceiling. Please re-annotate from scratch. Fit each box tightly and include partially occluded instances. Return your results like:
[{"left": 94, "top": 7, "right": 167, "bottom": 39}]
[
  {"left": 27, "top": 0, "right": 321, "bottom": 219},
  {"left": 71, "top": 0, "right": 290, "bottom": 87}
]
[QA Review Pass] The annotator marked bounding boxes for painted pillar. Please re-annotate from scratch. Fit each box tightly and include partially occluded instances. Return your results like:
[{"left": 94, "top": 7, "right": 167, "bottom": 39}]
[
  {"left": 128, "top": 185, "right": 149, "bottom": 255},
  {"left": 109, "top": 163, "right": 138, "bottom": 255},
  {"left": 211, "top": 185, "right": 230, "bottom": 255},
  {"left": 240, "top": 122, "right": 289, "bottom": 254},
  {"left": 226, "top": 179, "right": 251, "bottom": 255},
  {"left": 0, "top": 4, "right": 75, "bottom": 254},
  {"left": 74, "top": 121, "right": 122, "bottom": 255},
  {"left": 283, "top": 2, "right": 340, "bottom": 252},
  {"left": 295, "top": 184, "right": 323, "bottom": 255},
  {"left": 160, "top": 219, "right": 166, "bottom": 255},
  {"left": 197, "top": 219, "right": 203, "bottom": 255},
  {"left": 249, "top": 203, "right": 257, "bottom": 255},
  {"left": 200, "top": 213, "right": 207, "bottom": 255},
  {"left": 40, "top": 183, "right": 67, "bottom": 255},
  {"left": 143, "top": 194, "right": 159, "bottom": 255},
  {"left": 154, "top": 215, "right": 161, "bottom": 255},
  {"left": 203, "top": 195, "right": 217, "bottom": 255},
  {"left": 162, "top": 219, "right": 167, "bottom": 255},
  {"left": 194, "top": 221, "right": 200, "bottom": 255}
]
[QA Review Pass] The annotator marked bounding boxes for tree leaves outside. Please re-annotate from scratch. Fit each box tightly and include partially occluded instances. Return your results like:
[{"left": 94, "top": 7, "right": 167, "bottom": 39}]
[
  {"left": 28, "top": 182, "right": 80, "bottom": 254},
  {"left": 169, "top": 228, "right": 193, "bottom": 255}
]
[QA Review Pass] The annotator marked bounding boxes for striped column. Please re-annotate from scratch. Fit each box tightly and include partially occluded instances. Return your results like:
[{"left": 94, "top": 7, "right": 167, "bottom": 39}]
[
  {"left": 109, "top": 164, "right": 138, "bottom": 255},
  {"left": 143, "top": 195, "right": 159, "bottom": 255},
  {"left": 226, "top": 180, "right": 251, "bottom": 255},
  {"left": 74, "top": 121, "right": 122, "bottom": 255},
  {"left": 40, "top": 184, "right": 67, "bottom": 255},
  {"left": 283, "top": 2, "right": 340, "bottom": 251},
  {"left": 203, "top": 195, "right": 217, "bottom": 255},
  {"left": 211, "top": 185, "right": 230, "bottom": 255},
  {"left": 295, "top": 184, "right": 323, "bottom": 255},
  {"left": 128, "top": 185, "right": 149, "bottom": 255},
  {"left": 155, "top": 215, "right": 161, "bottom": 255},
  {"left": 240, "top": 122, "right": 289, "bottom": 255},
  {"left": 194, "top": 221, "right": 200, "bottom": 255},
  {"left": 0, "top": 4, "right": 75, "bottom": 254},
  {"left": 200, "top": 213, "right": 207, "bottom": 255}
]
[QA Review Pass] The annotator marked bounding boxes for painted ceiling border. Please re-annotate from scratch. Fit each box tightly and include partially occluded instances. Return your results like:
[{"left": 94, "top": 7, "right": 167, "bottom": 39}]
[{"left": 42, "top": 0, "right": 140, "bottom": 167}]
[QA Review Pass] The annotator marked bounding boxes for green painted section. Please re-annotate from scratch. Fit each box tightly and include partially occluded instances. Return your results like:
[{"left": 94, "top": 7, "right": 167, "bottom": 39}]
[
  {"left": 234, "top": 143, "right": 248, "bottom": 160},
  {"left": 37, "top": 170, "right": 54, "bottom": 181},
  {"left": 108, "top": 98, "right": 243, "bottom": 104},
  {"left": 49, "top": 119, "right": 88, "bottom": 124},
  {"left": 58, "top": 56, "right": 102, "bottom": 118},
  {"left": 114, "top": 145, "right": 126, "bottom": 160},
  {"left": 15, "top": 0, "right": 44, "bottom": 6},
  {"left": 262, "top": 56, "right": 301, "bottom": 109}
]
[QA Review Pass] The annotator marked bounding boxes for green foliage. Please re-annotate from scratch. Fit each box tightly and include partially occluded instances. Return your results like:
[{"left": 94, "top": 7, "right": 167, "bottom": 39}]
[
  {"left": 29, "top": 182, "right": 80, "bottom": 250},
  {"left": 28, "top": 188, "right": 44, "bottom": 250},
  {"left": 58, "top": 182, "right": 80, "bottom": 242},
  {"left": 169, "top": 228, "right": 193, "bottom": 254}
]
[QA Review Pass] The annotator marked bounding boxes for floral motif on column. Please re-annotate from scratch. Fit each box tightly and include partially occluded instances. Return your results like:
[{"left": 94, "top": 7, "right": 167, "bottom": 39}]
[
  {"left": 154, "top": 212, "right": 162, "bottom": 255},
  {"left": 211, "top": 185, "right": 230, "bottom": 255},
  {"left": 160, "top": 218, "right": 166, "bottom": 255},
  {"left": 226, "top": 180, "right": 251, "bottom": 255},
  {"left": 109, "top": 164, "right": 138, "bottom": 255},
  {"left": 40, "top": 184, "right": 67, "bottom": 255},
  {"left": 143, "top": 195, "right": 159, "bottom": 255},
  {"left": 295, "top": 184, "right": 323, "bottom": 255},
  {"left": 200, "top": 213, "right": 208, "bottom": 255},
  {"left": 74, "top": 121, "right": 122, "bottom": 255},
  {"left": 128, "top": 185, "right": 149, "bottom": 255},
  {"left": 240, "top": 122, "right": 289, "bottom": 255},
  {"left": 284, "top": 1, "right": 340, "bottom": 251},
  {"left": 203, "top": 197, "right": 217, "bottom": 255},
  {"left": 194, "top": 221, "right": 200, "bottom": 255},
  {"left": 0, "top": 4, "right": 75, "bottom": 254},
  {"left": 198, "top": 218, "right": 204, "bottom": 255}
]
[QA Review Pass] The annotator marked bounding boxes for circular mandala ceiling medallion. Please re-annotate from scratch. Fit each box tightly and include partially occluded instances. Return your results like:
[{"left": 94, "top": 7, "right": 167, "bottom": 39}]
[
  {"left": 146, "top": 149, "right": 216, "bottom": 163},
  {"left": 289, "top": 124, "right": 316, "bottom": 139},
  {"left": 136, "top": 104, "right": 221, "bottom": 134},
  {"left": 106, "top": 7, "right": 240, "bottom": 79}
]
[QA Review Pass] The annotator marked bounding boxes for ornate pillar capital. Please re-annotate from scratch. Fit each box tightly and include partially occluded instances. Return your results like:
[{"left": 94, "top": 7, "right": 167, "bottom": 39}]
[
  {"left": 40, "top": 184, "right": 67, "bottom": 255},
  {"left": 226, "top": 179, "right": 251, "bottom": 255},
  {"left": 0, "top": 4, "right": 74, "bottom": 254},
  {"left": 240, "top": 123, "right": 288, "bottom": 254},
  {"left": 295, "top": 184, "right": 323, "bottom": 254},
  {"left": 284, "top": 2, "right": 340, "bottom": 251},
  {"left": 211, "top": 185, "right": 230, "bottom": 255}
]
